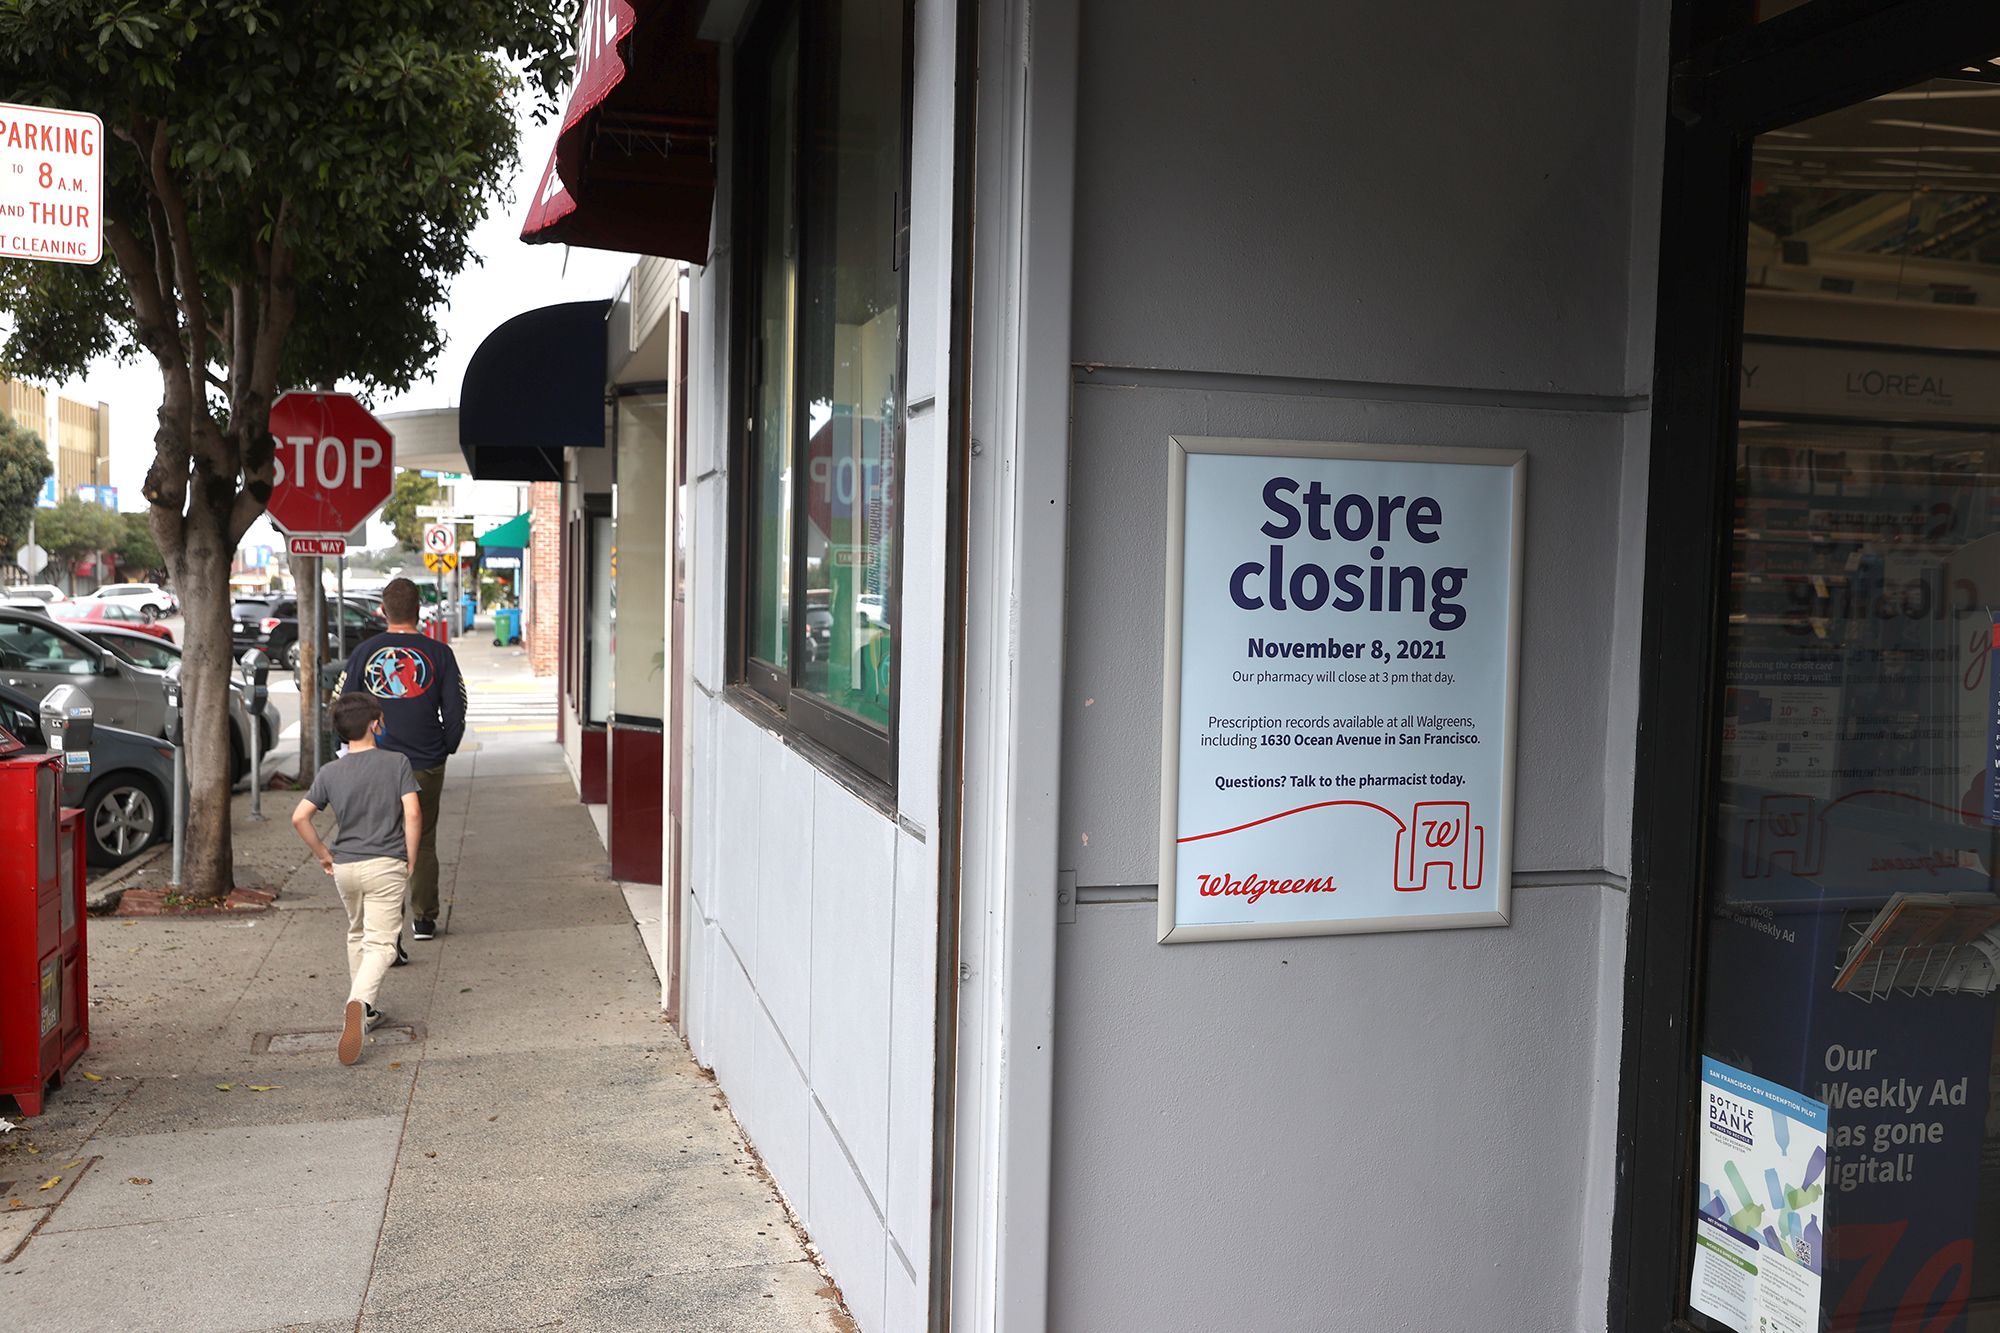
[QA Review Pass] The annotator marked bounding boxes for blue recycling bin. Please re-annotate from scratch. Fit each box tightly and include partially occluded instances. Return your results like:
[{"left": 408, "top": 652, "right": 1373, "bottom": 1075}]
[{"left": 462, "top": 594, "right": 476, "bottom": 627}]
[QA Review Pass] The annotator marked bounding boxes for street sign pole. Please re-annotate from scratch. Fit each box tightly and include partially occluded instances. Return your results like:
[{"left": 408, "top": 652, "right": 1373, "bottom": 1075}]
[{"left": 336, "top": 552, "right": 347, "bottom": 669}]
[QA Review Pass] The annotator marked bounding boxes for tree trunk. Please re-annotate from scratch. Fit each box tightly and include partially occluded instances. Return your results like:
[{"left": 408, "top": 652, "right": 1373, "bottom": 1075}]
[{"left": 164, "top": 497, "right": 238, "bottom": 898}]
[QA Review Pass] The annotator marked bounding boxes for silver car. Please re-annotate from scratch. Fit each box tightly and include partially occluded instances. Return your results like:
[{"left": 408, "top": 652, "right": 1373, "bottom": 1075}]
[
  {"left": 75, "top": 624, "right": 280, "bottom": 787},
  {"left": 0, "top": 606, "right": 163, "bottom": 734}
]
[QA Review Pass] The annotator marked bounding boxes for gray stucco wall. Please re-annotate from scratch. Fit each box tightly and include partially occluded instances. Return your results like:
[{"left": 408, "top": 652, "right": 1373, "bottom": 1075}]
[{"left": 1048, "top": 0, "right": 1667, "bottom": 1327}]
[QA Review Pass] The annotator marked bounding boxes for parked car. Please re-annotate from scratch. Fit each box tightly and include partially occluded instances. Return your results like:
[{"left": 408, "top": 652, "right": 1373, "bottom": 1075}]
[
  {"left": 77, "top": 581, "right": 178, "bottom": 620},
  {"left": 0, "top": 606, "right": 165, "bottom": 734},
  {"left": 76, "top": 624, "right": 277, "bottom": 784},
  {"left": 233, "top": 594, "right": 386, "bottom": 669},
  {"left": 54, "top": 599, "right": 177, "bottom": 641},
  {"left": 4, "top": 583, "right": 71, "bottom": 605},
  {"left": 0, "top": 681, "right": 175, "bottom": 866}
]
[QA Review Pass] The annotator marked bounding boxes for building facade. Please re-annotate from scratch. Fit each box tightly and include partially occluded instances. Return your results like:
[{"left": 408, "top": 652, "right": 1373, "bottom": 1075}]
[
  {"left": 460, "top": 0, "right": 2000, "bottom": 1329},
  {"left": 1, "top": 376, "right": 111, "bottom": 500}
]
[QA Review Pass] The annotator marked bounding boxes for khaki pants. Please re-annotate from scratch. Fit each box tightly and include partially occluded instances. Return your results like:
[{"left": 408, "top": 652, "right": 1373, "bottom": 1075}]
[
  {"left": 410, "top": 765, "right": 446, "bottom": 920},
  {"left": 332, "top": 855, "right": 407, "bottom": 1008}
]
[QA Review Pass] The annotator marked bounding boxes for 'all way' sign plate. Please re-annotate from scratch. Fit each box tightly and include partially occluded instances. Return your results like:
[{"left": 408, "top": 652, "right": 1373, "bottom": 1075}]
[{"left": 0, "top": 102, "right": 103, "bottom": 265}]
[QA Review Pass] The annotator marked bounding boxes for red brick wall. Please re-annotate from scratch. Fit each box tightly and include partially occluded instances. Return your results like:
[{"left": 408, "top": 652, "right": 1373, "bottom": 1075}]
[{"left": 527, "top": 480, "right": 562, "bottom": 678}]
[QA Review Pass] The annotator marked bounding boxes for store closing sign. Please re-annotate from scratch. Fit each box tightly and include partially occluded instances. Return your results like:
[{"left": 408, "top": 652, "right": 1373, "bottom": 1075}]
[{"left": 1157, "top": 438, "right": 1524, "bottom": 943}]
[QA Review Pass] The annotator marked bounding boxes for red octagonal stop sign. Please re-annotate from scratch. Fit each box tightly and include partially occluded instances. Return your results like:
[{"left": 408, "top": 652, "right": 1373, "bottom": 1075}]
[{"left": 266, "top": 391, "right": 395, "bottom": 536}]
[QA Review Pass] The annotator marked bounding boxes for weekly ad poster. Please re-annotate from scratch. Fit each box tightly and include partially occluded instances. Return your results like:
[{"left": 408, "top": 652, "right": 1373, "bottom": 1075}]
[
  {"left": 1689, "top": 1058, "right": 1830, "bottom": 1333},
  {"left": 1159, "top": 439, "right": 1523, "bottom": 942}
]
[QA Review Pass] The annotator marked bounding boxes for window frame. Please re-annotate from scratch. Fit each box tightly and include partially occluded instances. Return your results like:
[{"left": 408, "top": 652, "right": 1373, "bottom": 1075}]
[
  {"left": 728, "top": 0, "right": 915, "bottom": 786},
  {"left": 1616, "top": 2, "right": 2000, "bottom": 1330}
]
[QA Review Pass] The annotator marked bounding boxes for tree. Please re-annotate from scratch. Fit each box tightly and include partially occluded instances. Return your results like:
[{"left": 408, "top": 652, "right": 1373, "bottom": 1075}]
[
  {"left": 35, "top": 495, "right": 121, "bottom": 583},
  {"left": 381, "top": 469, "right": 441, "bottom": 551},
  {"left": 0, "top": 411, "right": 52, "bottom": 554},
  {"left": 0, "top": 2, "right": 568, "bottom": 896},
  {"left": 117, "top": 510, "right": 164, "bottom": 579}
]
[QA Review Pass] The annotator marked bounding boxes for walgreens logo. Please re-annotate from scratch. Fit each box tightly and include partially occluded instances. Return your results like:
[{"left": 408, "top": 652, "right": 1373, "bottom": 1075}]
[{"left": 1195, "top": 871, "right": 1338, "bottom": 905}]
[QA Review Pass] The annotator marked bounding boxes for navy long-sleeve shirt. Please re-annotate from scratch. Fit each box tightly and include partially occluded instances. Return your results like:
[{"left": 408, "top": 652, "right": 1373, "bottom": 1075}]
[{"left": 339, "top": 631, "right": 467, "bottom": 772}]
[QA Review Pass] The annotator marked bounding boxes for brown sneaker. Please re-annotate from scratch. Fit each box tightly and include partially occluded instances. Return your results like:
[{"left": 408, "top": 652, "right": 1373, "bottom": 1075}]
[{"left": 338, "top": 999, "right": 364, "bottom": 1065}]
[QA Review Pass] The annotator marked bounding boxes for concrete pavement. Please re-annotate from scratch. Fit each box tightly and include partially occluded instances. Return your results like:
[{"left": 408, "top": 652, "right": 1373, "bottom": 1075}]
[{"left": 1, "top": 642, "right": 853, "bottom": 1332}]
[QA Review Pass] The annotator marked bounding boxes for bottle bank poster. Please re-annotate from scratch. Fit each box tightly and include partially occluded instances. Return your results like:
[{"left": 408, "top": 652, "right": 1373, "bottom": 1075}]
[
  {"left": 1689, "top": 1058, "right": 1831, "bottom": 1333},
  {"left": 1157, "top": 438, "right": 1524, "bottom": 943}
]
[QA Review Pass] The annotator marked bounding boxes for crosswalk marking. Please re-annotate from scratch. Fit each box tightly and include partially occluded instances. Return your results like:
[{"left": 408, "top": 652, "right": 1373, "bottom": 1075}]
[{"left": 467, "top": 684, "right": 557, "bottom": 731}]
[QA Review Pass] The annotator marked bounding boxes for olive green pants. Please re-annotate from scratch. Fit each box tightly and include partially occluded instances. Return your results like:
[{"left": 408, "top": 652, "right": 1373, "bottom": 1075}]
[{"left": 409, "top": 764, "right": 447, "bottom": 920}]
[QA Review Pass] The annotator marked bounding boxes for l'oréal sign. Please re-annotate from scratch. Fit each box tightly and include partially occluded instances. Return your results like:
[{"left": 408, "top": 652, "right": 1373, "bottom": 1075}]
[{"left": 1741, "top": 337, "right": 2000, "bottom": 422}]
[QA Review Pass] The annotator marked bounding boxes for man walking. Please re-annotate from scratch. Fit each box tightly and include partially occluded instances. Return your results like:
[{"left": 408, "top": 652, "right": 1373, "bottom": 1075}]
[
  {"left": 339, "top": 577, "right": 466, "bottom": 941},
  {"left": 291, "top": 694, "right": 422, "bottom": 1065}
]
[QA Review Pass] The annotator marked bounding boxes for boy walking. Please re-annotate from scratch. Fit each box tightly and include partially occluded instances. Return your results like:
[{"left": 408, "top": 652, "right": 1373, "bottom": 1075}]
[
  {"left": 338, "top": 577, "right": 466, "bottom": 941},
  {"left": 292, "top": 694, "right": 422, "bottom": 1065}
]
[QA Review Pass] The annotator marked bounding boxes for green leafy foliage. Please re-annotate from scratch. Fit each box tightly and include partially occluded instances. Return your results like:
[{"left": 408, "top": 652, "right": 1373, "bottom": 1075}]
[
  {"left": 0, "top": 410, "right": 53, "bottom": 552},
  {"left": 380, "top": 468, "right": 440, "bottom": 550},
  {"left": 34, "top": 494, "right": 120, "bottom": 572},
  {"left": 117, "top": 509, "right": 163, "bottom": 576}
]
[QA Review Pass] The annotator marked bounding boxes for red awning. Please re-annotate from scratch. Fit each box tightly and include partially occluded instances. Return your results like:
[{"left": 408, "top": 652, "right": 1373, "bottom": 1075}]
[{"left": 520, "top": 0, "right": 717, "bottom": 263}]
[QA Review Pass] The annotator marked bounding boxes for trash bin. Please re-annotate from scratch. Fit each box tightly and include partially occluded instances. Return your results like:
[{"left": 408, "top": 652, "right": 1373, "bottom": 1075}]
[{"left": 494, "top": 607, "right": 520, "bottom": 646}]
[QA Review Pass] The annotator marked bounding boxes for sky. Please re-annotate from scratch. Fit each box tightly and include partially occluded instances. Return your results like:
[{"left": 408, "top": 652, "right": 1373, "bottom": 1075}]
[{"left": 39, "top": 91, "right": 638, "bottom": 549}]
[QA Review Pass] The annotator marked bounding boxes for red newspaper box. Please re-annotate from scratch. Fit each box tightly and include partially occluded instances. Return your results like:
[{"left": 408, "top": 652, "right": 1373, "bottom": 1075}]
[{"left": 0, "top": 745, "right": 90, "bottom": 1115}]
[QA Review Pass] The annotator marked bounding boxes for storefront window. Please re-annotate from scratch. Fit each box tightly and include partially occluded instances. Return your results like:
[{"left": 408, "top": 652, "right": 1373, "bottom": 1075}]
[
  {"left": 795, "top": 0, "right": 901, "bottom": 727},
  {"left": 1695, "top": 73, "right": 2000, "bottom": 1333},
  {"left": 750, "top": 15, "right": 798, "bottom": 672},
  {"left": 588, "top": 511, "right": 613, "bottom": 726},
  {"left": 734, "top": 0, "right": 907, "bottom": 773},
  {"left": 614, "top": 394, "right": 671, "bottom": 722}
]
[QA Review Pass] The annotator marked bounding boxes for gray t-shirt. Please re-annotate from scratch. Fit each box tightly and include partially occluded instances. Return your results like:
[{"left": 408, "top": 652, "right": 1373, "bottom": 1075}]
[{"left": 305, "top": 747, "right": 420, "bottom": 864}]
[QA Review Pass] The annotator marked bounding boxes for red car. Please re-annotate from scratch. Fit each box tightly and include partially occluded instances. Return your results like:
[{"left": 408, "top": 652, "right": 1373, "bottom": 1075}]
[{"left": 53, "top": 601, "right": 176, "bottom": 642}]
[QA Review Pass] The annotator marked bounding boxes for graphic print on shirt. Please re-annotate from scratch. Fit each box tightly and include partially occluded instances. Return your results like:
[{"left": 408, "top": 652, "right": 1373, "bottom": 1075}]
[{"left": 362, "top": 644, "right": 433, "bottom": 699}]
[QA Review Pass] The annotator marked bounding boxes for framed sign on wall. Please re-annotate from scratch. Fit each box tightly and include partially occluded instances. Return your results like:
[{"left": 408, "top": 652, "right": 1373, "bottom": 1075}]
[{"left": 1157, "top": 437, "right": 1525, "bottom": 943}]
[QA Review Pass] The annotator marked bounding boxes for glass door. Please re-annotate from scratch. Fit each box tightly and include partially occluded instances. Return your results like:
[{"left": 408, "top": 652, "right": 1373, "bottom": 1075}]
[{"left": 1692, "top": 66, "right": 2000, "bottom": 1333}]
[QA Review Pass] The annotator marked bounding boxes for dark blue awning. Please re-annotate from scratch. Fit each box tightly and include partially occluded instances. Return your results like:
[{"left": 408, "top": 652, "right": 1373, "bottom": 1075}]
[{"left": 458, "top": 300, "right": 611, "bottom": 479}]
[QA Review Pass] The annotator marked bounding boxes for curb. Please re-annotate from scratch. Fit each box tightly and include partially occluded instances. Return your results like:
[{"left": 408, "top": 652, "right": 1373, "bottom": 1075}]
[{"left": 83, "top": 843, "right": 170, "bottom": 914}]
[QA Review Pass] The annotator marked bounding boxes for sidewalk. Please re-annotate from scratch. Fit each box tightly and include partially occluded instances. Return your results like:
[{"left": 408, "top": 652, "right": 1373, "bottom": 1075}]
[{"left": 0, "top": 653, "right": 852, "bottom": 1332}]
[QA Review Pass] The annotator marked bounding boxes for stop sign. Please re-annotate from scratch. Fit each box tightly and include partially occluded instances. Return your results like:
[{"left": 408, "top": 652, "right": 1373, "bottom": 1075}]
[{"left": 266, "top": 391, "right": 395, "bottom": 536}]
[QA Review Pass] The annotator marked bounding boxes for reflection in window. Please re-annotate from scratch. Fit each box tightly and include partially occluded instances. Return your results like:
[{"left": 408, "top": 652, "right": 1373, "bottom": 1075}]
[
  {"left": 1695, "top": 68, "right": 2000, "bottom": 1333},
  {"left": 750, "top": 15, "right": 799, "bottom": 672},
  {"left": 737, "top": 0, "right": 905, "bottom": 755},
  {"left": 795, "top": 0, "right": 902, "bottom": 727}
]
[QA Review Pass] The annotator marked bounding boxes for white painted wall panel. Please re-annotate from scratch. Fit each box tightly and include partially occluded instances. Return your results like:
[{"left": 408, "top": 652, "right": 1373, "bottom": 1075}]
[
  {"left": 885, "top": 830, "right": 936, "bottom": 1272},
  {"left": 883, "top": 1260, "right": 925, "bottom": 1333},
  {"left": 810, "top": 1106, "right": 889, "bottom": 1333},
  {"left": 690, "top": 475, "right": 726, "bottom": 693},
  {"left": 689, "top": 688, "right": 717, "bottom": 915},
  {"left": 707, "top": 935, "right": 757, "bottom": 1114},
  {"left": 809, "top": 777, "right": 898, "bottom": 1203},
  {"left": 713, "top": 706, "right": 765, "bottom": 977},
  {"left": 685, "top": 914, "right": 715, "bottom": 1069},
  {"left": 757, "top": 742, "right": 817, "bottom": 1059},
  {"left": 751, "top": 999, "right": 813, "bottom": 1218}
]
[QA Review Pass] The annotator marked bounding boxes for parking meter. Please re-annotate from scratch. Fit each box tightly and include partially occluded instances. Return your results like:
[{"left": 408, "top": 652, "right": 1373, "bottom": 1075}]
[
  {"left": 240, "top": 648, "right": 270, "bottom": 820},
  {"left": 239, "top": 647, "right": 271, "bottom": 711},
  {"left": 163, "top": 660, "right": 186, "bottom": 887},
  {"left": 38, "top": 684, "right": 94, "bottom": 778},
  {"left": 163, "top": 659, "right": 183, "bottom": 745}
]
